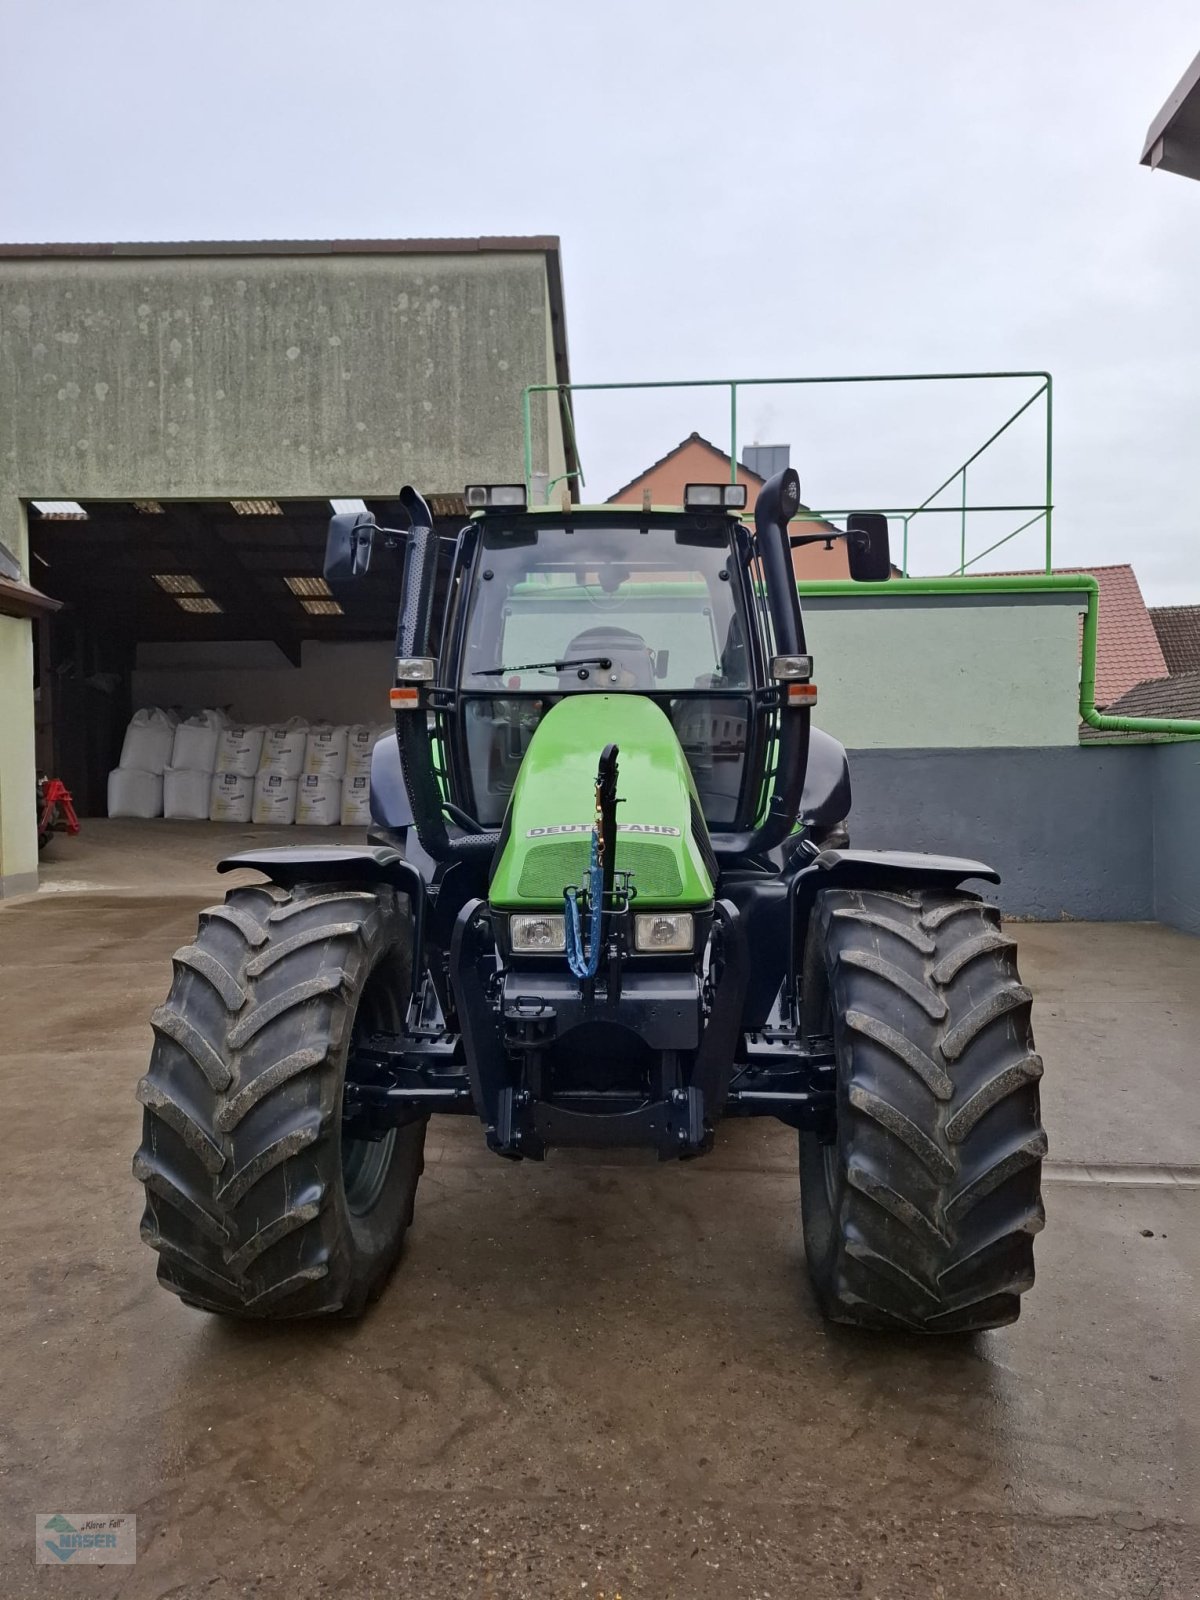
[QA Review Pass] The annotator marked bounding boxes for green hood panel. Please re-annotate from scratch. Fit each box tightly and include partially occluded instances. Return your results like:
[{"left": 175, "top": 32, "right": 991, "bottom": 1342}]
[{"left": 489, "top": 695, "right": 714, "bottom": 910}]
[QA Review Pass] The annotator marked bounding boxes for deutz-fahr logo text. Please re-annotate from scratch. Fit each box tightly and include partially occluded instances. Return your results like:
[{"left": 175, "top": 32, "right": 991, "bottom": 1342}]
[{"left": 526, "top": 823, "right": 681, "bottom": 837}]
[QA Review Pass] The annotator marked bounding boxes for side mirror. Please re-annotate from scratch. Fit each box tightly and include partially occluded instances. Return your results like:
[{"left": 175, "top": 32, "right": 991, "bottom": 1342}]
[
  {"left": 845, "top": 513, "right": 891, "bottom": 583},
  {"left": 324, "top": 511, "right": 376, "bottom": 582}
]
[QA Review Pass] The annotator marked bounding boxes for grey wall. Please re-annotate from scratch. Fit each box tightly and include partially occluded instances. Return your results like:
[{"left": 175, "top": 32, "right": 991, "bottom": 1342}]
[
  {"left": 1152, "top": 743, "right": 1200, "bottom": 936},
  {"left": 846, "top": 746, "right": 1155, "bottom": 921}
]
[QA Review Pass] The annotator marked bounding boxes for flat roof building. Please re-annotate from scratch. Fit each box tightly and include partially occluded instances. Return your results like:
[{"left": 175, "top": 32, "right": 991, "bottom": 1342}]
[{"left": 0, "top": 236, "right": 574, "bottom": 893}]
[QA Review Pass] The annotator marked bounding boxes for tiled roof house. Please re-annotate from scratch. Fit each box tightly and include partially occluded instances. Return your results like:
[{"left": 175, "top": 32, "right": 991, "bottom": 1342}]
[{"left": 1150, "top": 605, "right": 1200, "bottom": 676}]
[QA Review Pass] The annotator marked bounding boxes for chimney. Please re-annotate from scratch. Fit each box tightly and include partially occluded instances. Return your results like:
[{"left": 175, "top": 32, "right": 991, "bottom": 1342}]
[{"left": 741, "top": 444, "right": 790, "bottom": 480}]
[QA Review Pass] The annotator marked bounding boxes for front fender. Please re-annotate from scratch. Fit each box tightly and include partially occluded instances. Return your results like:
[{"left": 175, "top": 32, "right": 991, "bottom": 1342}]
[
  {"left": 216, "top": 844, "right": 428, "bottom": 972},
  {"left": 787, "top": 847, "right": 999, "bottom": 990}
]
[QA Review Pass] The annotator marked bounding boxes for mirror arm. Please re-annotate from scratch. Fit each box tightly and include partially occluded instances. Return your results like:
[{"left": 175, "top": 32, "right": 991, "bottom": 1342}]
[{"left": 789, "top": 531, "right": 847, "bottom": 549}]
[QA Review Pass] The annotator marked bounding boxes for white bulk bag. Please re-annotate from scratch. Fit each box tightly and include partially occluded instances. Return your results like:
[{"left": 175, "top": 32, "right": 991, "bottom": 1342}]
[
  {"left": 170, "top": 709, "right": 228, "bottom": 774},
  {"left": 208, "top": 771, "right": 254, "bottom": 823},
  {"left": 259, "top": 718, "right": 309, "bottom": 777},
  {"left": 118, "top": 708, "right": 177, "bottom": 776},
  {"left": 344, "top": 724, "right": 384, "bottom": 777},
  {"left": 295, "top": 773, "right": 342, "bottom": 826},
  {"left": 215, "top": 725, "right": 265, "bottom": 777},
  {"left": 340, "top": 773, "right": 373, "bottom": 826},
  {"left": 252, "top": 771, "right": 299, "bottom": 825},
  {"left": 303, "top": 724, "right": 350, "bottom": 778},
  {"left": 163, "top": 767, "right": 213, "bottom": 820},
  {"left": 107, "top": 767, "right": 164, "bottom": 818}
]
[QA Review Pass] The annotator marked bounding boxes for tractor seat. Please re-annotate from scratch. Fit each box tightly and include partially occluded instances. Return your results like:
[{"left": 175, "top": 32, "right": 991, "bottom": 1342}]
[{"left": 559, "top": 626, "right": 655, "bottom": 691}]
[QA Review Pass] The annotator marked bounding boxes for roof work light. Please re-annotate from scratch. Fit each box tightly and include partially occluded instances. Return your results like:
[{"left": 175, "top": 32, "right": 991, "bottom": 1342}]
[
  {"left": 464, "top": 484, "right": 528, "bottom": 510},
  {"left": 683, "top": 483, "right": 748, "bottom": 510}
]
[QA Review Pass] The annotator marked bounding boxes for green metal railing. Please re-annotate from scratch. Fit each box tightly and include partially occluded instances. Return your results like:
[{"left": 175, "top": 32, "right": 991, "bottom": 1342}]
[
  {"left": 521, "top": 371, "right": 1054, "bottom": 574},
  {"left": 796, "top": 575, "right": 1200, "bottom": 740}
]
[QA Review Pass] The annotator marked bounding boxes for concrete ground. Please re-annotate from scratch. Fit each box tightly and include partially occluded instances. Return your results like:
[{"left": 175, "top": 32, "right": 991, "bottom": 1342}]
[{"left": 1, "top": 820, "right": 1196, "bottom": 1597}]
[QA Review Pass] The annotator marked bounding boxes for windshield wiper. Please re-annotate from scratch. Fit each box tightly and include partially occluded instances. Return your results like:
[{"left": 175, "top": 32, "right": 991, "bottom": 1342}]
[{"left": 473, "top": 655, "right": 612, "bottom": 678}]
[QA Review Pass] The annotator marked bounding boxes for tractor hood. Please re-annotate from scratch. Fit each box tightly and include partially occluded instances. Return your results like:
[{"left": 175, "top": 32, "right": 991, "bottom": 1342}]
[{"left": 489, "top": 695, "right": 714, "bottom": 910}]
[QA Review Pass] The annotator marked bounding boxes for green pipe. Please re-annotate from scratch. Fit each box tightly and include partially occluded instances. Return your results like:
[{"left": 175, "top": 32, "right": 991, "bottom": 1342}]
[
  {"left": 795, "top": 574, "right": 1200, "bottom": 739},
  {"left": 776, "top": 503, "right": 1049, "bottom": 517},
  {"left": 522, "top": 386, "right": 533, "bottom": 497},
  {"left": 1044, "top": 374, "right": 1054, "bottom": 573},
  {"left": 562, "top": 397, "right": 584, "bottom": 497}
]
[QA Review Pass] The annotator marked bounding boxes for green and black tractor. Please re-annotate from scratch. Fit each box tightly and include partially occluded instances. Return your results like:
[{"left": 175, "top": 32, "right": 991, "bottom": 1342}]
[{"left": 135, "top": 469, "right": 1046, "bottom": 1331}]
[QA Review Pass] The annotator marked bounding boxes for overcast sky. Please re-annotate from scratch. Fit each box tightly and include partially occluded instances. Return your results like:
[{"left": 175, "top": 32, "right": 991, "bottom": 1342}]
[{"left": 2, "top": 0, "right": 1198, "bottom": 599}]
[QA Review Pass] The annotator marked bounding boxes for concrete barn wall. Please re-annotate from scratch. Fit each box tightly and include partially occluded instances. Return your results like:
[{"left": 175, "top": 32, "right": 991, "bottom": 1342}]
[
  {"left": 0, "top": 252, "right": 564, "bottom": 512},
  {"left": 802, "top": 590, "right": 1089, "bottom": 750},
  {"left": 0, "top": 247, "right": 566, "bottom": 891},
  {"left": 844, "top": 746, "right": 1154, "bottom": 921},
  {"left": 1152, "top": 742, "right": 1200, "bottom": 936}
]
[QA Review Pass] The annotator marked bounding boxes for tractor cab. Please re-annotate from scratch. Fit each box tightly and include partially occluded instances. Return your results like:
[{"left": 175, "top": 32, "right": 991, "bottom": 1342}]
[
  {"left": 342, "top": 470, "right": 882, "bottom": 878},
  {"left": 448, "top": 492, "right": 765, "bottom": 833}
]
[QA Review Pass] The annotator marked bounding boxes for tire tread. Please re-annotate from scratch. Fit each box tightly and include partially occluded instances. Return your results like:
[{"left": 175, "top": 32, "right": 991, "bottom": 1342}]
[
  {"left": 801, "top": 885, "right": 1046, "bottom": 1333},
  {"left": 134, "top": 880, "right": 424, "bottom": 1319}
]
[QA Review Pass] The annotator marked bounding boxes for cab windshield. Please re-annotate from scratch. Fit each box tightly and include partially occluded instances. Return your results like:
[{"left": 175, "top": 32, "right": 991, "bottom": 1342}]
[
  {"left": 454, "top": 521, "right": 756, "bottom": 829},
  {"left": 460, "top": 522, "right": 749, "bottom": 692}
]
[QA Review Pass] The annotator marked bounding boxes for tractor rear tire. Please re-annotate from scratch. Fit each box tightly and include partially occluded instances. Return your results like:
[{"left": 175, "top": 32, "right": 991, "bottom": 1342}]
[
  {"left": 799, "top": 885, "right": 1046, "bottom": 1333},
  {"left": 134, "top": 879, "right": 426, "bottom": 1319}
]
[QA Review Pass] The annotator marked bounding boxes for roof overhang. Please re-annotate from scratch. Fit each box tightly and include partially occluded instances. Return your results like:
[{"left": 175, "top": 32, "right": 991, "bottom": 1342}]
[
  {"left": 1141, "top": 48, "right": 1200, "bottom": 180},
  {"left": 0, "top": 574, "right": 61, "bottom": 620}
]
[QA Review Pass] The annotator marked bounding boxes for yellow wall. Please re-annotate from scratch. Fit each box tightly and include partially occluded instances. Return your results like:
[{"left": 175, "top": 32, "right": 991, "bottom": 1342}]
[{"left": 0, "top": 503, "right": 37, "bottom": 896}]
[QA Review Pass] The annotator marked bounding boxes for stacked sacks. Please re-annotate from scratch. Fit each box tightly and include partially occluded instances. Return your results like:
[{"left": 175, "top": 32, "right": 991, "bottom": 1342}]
[
  {"left": 296, "top": 723, "right": 348, "bottom": 827},
  {"left": 108, "top": 708, "right": 179, "bottom": 817},
  {"left": 304, "top": 723, "right": 350, "bottom": 779},
  {"left": 252, "top": 771, "right": 299, "bottom": 824},
  {"left": 340, "top": 773, "right": 373, "bottom": 826},
  {"left": 260, "top": 718, "right": 309, "bottom": 777},
  {"left": 340, "top": 724, "right": 387, "bottom": 826},
  {"left": 208, "top": 724, "right": 264, "bottom": 823},
  {"left": 296, "top": 772, "right": 342, "bottom": 825},
  {"left": 250, "top": 717, "right": 308, "bottom": 827},
  {"left": 164, "top": 709, "right": 228, "bottom": 820},
  {"left": 343, "top": 723, "right": 384, "bottom": 778}
]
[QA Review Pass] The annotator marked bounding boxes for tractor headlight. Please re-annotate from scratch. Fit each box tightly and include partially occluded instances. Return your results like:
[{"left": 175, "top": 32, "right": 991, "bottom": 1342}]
[
  {"left": 634, "top": 912, "right": 694, "bottom": 953},
  {"left": 510, "top": 913, "right": 567, "bottom": 952}
]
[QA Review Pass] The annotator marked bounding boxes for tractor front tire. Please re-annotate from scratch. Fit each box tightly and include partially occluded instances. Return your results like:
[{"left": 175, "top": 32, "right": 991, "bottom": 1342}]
[
  {"left": 799, "top": 885, "right": 1046, "bottom": 1333},
  {"left": 134, "top": 879, "right": 426, "bottom": 1319}
]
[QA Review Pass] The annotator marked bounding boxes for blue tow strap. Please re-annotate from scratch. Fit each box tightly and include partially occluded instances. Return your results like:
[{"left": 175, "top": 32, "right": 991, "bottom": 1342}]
[{"left": 564, "top": 828, "right": 604, "bottom": 980}]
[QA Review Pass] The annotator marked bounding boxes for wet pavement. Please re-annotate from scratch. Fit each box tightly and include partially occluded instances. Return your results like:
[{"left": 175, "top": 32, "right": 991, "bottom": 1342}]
[{"left": 1, "top": 823, "right": 1196, "bottom": 1597}]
